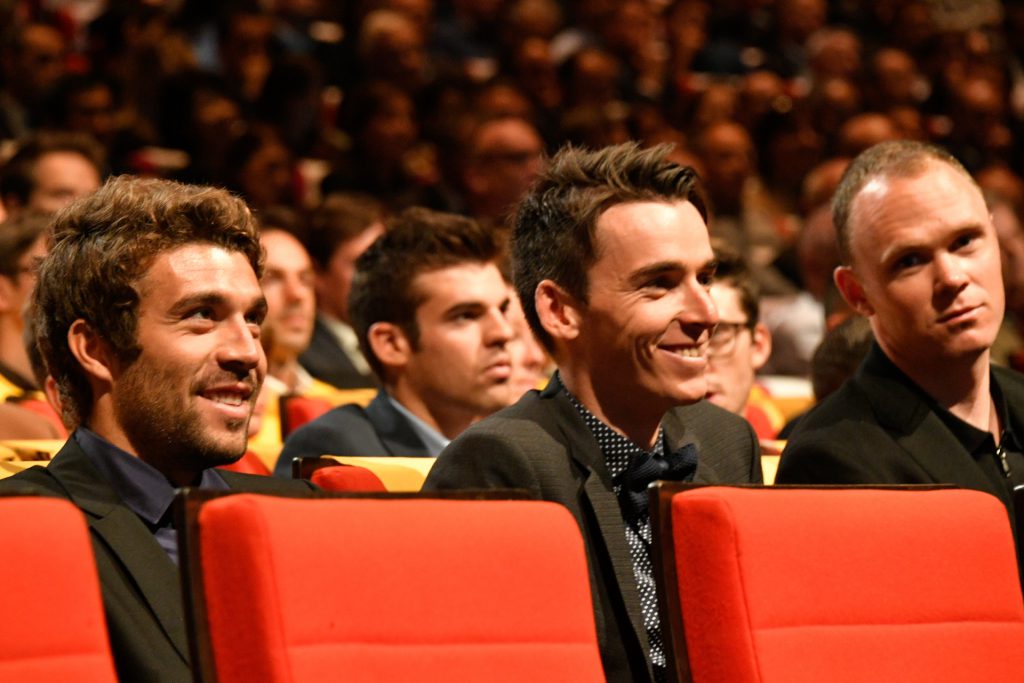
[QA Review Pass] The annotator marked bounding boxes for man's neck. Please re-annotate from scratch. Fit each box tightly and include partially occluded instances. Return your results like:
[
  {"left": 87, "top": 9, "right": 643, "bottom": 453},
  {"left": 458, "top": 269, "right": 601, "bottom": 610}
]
[
  {"left": 267, "top": 355, "right": 303, "bottom": 393},
  {"left": 558, "top": 366, "right": 663, "bottom": 450},
  {"left": 887, "top": 343, "right": 994, "bottom": 432},
  {"left": 388, "top": 382, "right": 475, "bottom": 440}
]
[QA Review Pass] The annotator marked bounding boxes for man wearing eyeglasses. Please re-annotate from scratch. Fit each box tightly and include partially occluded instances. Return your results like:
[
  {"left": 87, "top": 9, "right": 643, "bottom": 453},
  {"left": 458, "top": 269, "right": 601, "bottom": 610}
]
[
  {"left": 426, "top": 142, "right": 762, "bottom": 682},
  {"left": 703, "top": 244, "right": 784, "bottom": 439}
]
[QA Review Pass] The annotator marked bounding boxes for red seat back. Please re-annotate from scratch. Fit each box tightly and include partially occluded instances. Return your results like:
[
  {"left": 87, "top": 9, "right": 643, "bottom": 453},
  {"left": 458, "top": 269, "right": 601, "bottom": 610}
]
[
  {"left": 279, "top": 395, "right": 332, "bottom": 439},
  {"left": 0, "top": 497, "right": 118, "bottom": 682},
  {"left": 217, "top": 450, "right": 272, "bottom": 476},
  {"left": 193, "top": 495, "right": 604, "bottom": 682},
  {"left": 310, "top": 464, "right": 387, "bottom": 492},
  {"left": 670, "top": 487, "right": 1024, "bottom": 683}
]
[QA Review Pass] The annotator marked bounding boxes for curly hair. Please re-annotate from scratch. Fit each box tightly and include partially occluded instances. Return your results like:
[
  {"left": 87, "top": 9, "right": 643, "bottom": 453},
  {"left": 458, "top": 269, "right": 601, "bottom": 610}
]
[{"left": 33, "top": 175, "right": 262, "bottom": 427}]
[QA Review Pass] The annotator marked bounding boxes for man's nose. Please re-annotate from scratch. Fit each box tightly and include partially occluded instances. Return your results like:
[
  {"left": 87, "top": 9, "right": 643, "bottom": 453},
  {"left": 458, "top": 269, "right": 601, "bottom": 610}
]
[
  {"left": 218, "top": 317, "right": 263, "bottom": 372},
  {"left": 488, "top": 309, "right": 515, "bottom": 346},
  {"left": 933, "top": 252, "right": 969, "bottom": 292}
]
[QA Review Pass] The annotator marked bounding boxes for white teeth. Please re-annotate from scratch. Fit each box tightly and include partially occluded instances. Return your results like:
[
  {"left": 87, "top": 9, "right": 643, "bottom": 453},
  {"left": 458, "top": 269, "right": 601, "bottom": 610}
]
[
  {"left": 667, "top": 347, "right": 702, "bottom": 357},
  {"left": 207, "top": 393, "right": 244, "bottom": 406}
]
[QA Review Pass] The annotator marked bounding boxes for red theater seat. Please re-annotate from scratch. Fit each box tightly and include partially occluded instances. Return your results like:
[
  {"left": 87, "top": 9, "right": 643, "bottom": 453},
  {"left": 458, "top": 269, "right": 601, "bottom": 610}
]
[
  {"left": 184, "top": 494, "right": 604, "bottom": 682},
  {"left": 0, "top": 496, "right": 118, "bottom": 682},
  {"left": 658, "top": 486, "right": 1024, "bottom": 682},
  {"left": 310, "top": 464, "right": 387, "bottom": 492}
]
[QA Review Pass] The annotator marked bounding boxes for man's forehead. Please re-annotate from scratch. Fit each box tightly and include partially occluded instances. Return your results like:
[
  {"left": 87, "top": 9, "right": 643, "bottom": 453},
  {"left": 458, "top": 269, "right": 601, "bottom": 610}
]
[
  {"left": 138, "top": 244, "right": 259, "bottom": 297},
  {"left": 412, "top": 261, "right": 505, "bottom": 307},
  {"left": 261, "top": 229, "right": 313, "bottom": 270}
]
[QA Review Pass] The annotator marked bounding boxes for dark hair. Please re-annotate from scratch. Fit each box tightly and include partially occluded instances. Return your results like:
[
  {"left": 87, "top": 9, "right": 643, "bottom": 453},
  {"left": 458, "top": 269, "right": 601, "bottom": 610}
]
[
  {"left": 810, "top": 314, "right": 874, "bottom": 400},
  {"left": 0, "top": 131, "right": 106, "bottom": 208},
  {"left": 832, "top": 140, "right": 974, "bottom": 264},
  {"left": 711, "top": 239, "right": 760, "bottom": 327},
  {"left": 33, "top": 175, "right": 262, "bottom": 427},
  {"left": 512, "top": 141, "right": 708, "bottom": 351},
  {"left": 349, "top": 207, "right": 501, "bottom": 380},
  {"left": 0, "top": 211, "right": 49, "bottom": 275},
  {"left": 305, "top": 193, "right": 385, "bottom": 270}
]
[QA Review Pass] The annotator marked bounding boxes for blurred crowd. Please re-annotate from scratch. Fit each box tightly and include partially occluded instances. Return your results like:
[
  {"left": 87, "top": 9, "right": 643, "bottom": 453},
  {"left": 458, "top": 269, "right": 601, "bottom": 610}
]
[{"left": 3, "top": 0, "right": 1024, "bottom": 381}]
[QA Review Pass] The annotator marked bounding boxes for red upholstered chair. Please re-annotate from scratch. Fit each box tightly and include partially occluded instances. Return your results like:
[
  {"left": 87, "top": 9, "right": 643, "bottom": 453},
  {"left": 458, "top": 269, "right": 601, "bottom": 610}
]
[
  {"left": 278, "top": 395, "right": 332, "bottom": 439},
  {"left": 216, "top": 450, "right": 271, "bottom": 476},
  {"left": 655, "top": 485, "right": 1024, "bottom": 683},
  {"left": 310, "top": 464, "right": 387, "bottom": 492},
  {"left": 0, "top": 496, "right": 118, "bottom": 681},
  {"left": 181, "top": 493, "right": 604, "bottom": 683}
]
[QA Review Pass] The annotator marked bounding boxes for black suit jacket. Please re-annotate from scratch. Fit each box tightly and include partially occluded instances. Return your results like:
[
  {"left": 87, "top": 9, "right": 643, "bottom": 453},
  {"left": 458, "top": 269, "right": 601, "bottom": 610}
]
[
  {"left": 0, "top": 439, "right": 316, "bottom": 683},
  {"left": 423, "top": 379, "right": 762, "bottom": 682},
  {"left": 777, "top": 344, "right": 1024, "bottom": 523},
  {"left": 275, "top": 390, "right": 433, "bottom": 476},
  {"left": 298, "top": 316, "right": 377, "bottom": 389}
]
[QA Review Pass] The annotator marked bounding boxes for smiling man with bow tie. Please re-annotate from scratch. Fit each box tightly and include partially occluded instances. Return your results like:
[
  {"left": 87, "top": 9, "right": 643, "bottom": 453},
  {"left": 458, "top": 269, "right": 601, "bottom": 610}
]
[{"left": 425, "top": 142, "right": 763, "bottom": 683}]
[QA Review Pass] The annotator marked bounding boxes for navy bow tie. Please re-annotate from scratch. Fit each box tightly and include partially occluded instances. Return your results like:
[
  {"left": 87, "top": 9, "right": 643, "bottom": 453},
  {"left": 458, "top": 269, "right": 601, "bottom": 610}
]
[{"left": 616, "top": 443, "right": 698, "bottom": 526}]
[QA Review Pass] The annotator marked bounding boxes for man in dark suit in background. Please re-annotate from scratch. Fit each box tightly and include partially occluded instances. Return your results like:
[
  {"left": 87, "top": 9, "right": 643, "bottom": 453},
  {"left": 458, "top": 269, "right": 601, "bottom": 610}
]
[
  {"left": 298, "top": 193, "right": 384, "bottom": 389},
  {"left": 275, "top": 207, "right": 516, "bottom": 473},
  {"left": 425, "top": 142, "right": 763, "bottom": 682},
  {"left": 778, "top": 141, "right": 1024, "bottom": 539},
  {"left": 0, "top": 176, "right": 315, "bottom": 682}
]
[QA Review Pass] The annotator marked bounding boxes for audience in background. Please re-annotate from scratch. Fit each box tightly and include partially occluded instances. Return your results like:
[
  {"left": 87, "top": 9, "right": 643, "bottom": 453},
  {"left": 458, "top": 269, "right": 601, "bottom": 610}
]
[
  {"left": 299, "top": 192, "right": 384, "bottom": 389},
  {"left": 2, "top": 1, "right": 1024, "bottom": 467},
  {"left": 0, "top": 131, "right": 103, "bottom": 216}
]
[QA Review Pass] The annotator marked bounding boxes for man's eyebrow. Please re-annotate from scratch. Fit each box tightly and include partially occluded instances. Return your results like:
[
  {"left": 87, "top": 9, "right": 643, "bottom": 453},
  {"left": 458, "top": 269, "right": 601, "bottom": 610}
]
[
  {"left": 444, "top": 300, "right": 486, "bottom": 316},
  {"left": 248, "top": 296, "right": 269, "bottom": 318},
  {"left": 628, "top": 259, "right": 716, "bottom": 285},
  {"left": 629, "top": 261, "right": 683, "bottom": 283},
  {"left": 167, "top": 292, "right": 231, "bottom": 316}
]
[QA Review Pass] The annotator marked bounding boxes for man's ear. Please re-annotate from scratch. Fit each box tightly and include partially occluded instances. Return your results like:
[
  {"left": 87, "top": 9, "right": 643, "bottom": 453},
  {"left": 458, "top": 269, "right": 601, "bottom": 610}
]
[
  {"left": 367, "top": 321, "right": 412, "bottom": 372},
  {"left": 535, "top": 279, "right": 583, "bottom": 343},
  {"left": 749, "top": 322, "right": 773, "bottom": 371},
  {"left": 66, "top": 319, "right": 116, "bottom": 385},
  {"left": 834, "top": 265, "right": 874, "bottom": 317}
]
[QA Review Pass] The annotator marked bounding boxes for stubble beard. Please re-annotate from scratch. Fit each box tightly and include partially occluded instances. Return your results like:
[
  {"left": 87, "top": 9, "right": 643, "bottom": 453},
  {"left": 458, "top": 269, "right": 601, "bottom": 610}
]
[{"left": 113, "top": 360, "right": 253, "bottom": 475}]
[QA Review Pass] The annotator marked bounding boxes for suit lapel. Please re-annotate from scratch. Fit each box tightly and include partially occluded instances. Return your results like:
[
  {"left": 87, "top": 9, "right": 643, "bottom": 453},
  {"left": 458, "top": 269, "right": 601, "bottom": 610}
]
[
  {"left": 46, "top": 441, "right": 191, "bottom": 663},
  {"left": 545, "top": 384, "right": 654, "bottom": 675},
  {"left": 857, "top": 346, "right": 1007, "bottom": 505},
  {"left": 365, "top": 391, "right": 433, "bottom": 457},
  {"left": 661, "top": 406, "right": 723, "bottom": 484}
]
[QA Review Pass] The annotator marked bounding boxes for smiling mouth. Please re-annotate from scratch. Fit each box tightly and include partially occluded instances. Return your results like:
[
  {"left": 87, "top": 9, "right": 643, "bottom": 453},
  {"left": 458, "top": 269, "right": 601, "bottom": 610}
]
[
  {"left": 204, "top": 392, "right": 246, "bottom": 406},
  {"left": 658, "top": 345, "right": 704, "bottom": 358}
]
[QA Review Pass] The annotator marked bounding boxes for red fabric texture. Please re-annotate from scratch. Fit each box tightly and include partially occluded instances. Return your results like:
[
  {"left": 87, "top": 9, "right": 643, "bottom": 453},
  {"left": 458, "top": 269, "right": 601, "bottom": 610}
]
[
  {"left": 0, "top": 497, "right": 117, "bottom": 682},
  {"left": 280, "top": 395, "right": 333, "bottom": 439},
  {"left": 13, "top": 397, "right": 68, "bottom": 438},
  {"left": 310, "top": 465, "right": 387, "bottom": 492},
  {"left": 217, "top": 450, "right": 272, "bottom": 476},
  {"left": 198, "top": 495, "right": 604, "bottom": 682},
  {"left": 672, "top": 487, "right": 1024, "bottom": 683}
]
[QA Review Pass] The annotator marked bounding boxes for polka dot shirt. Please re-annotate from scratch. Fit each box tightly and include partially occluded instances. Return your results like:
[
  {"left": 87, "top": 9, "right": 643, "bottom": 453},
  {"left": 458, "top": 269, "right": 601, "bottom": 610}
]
[{"left": 565, "top": 388, "right": 667, "bottom": 679}]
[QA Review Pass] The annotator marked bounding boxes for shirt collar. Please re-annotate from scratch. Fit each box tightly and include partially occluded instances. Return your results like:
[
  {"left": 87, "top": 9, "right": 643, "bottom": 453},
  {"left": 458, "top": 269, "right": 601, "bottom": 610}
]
[
  {"left": 559, "top": 375, "right": 665, "bottom": 484},
  {"left": 385, "top": 393, "right": 449, "bottom": 457},
  {"left": 930, "top": 370, "right": 1020, "bottom": 455},
  {"left": 75, "top": 427, "right": 228, "bottom": 526}
]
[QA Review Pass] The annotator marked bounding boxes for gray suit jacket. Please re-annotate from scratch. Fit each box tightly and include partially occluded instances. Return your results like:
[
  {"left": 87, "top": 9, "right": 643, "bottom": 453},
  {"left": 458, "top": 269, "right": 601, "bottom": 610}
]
[
  {"left": 298, "top": 315, "right": 376, "bottom": 389},
  {"left": 423, "top": 378, "right": 762, "bottom": 682},
  {"left": 0, "top": 438, "right": 316, "bottom": 683},
  {"left": 275, "top": 390, "right": 433, "bottom": 476}
]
